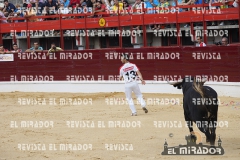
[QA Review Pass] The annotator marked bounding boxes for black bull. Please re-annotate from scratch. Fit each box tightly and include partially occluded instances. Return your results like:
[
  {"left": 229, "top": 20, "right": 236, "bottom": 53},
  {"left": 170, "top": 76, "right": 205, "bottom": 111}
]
[{"left": 169, "top": 77, "right": 218, "bottom": 146}]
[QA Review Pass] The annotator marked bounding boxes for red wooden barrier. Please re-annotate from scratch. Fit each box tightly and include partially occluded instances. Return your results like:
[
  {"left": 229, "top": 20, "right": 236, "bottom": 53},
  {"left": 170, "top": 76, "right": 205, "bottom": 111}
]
[{"left": 0, "top": 46, "right": 239, "bottom": 82}]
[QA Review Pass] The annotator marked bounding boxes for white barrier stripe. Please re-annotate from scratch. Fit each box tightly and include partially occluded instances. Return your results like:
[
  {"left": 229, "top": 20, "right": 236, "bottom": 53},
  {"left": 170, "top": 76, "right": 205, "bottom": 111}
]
[{"left": 0, "top": 81, "right": 239, "bottom": 97}]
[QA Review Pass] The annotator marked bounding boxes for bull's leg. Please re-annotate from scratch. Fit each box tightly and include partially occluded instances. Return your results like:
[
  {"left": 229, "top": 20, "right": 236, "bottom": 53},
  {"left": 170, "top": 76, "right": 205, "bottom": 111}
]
[
  {"left": 203, "top": 122, "right": 211, "bottom": 143},
  {"left": 195, "top": 119, "right": 211, "bottom": 143},
  {"left": 209, "top": 115, "right": 217, "bottom": 146},
  {"left": 207, "top": 98, "right": 218, "bottom": 146},
  {"left": 188, "top": 121, "right": 194, "bottom": 134},
  {"left": 209, "top": 126, "right": 216, "bottom": 146},
  {"left": 184, "top": 110, "right": 194, "bottom": 134}
]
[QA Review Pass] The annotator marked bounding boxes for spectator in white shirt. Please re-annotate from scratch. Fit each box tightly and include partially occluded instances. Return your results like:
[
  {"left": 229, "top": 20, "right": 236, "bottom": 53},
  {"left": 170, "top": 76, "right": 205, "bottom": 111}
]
[
  {"left": 132, "top": 0, "right": 146, "bottom": 13},
  {"left": 196, "top": 36, "right": 207, "bottom": 47},
  {"left": 131, "top": 0, "right": 146, "bottom": 30}
]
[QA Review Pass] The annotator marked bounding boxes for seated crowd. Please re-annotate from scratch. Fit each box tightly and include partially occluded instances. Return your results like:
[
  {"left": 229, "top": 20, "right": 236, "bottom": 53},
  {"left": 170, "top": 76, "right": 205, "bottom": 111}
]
[
  {"left": 0, "top": 42, "right": 63, "bottom": 54},
  {"left": 0, "top": 0, "right": 239, "bottom": 27},
  {"left": 0, "top": 35, "right": 229, "bottom": 54}
]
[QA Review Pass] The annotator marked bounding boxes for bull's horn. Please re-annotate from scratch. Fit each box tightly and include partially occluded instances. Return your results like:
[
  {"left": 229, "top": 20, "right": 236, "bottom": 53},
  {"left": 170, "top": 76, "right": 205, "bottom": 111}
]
[
  {"left": 201, "top": 78, "right": 207, "bottom": 83},
  {"left": 167, "top": 79, "right": 183, "bottom": 85}
]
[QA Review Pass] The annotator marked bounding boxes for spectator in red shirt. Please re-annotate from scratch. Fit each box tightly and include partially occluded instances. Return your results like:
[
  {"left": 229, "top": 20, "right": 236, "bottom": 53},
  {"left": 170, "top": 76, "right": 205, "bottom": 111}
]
[
  {"left": 0, "top": 44, "right": 10, "bottom": 54},
  {"left": 11, "top": 43, "right": 22, "bottom": 53},
  {"left": 92, "top": 0, "right": 107, "bottom": 17},
  {"left": 196, "top": 36, "right": 206, "bottom": 47},
  {"left": 69, "top": 0, "right": 80, "bottom": 8}
]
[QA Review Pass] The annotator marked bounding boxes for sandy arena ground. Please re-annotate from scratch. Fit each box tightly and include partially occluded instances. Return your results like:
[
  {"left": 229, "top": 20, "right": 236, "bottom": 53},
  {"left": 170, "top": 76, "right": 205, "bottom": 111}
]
[{"left": 0, "top": 92, "right": 240, "bottom": 160}]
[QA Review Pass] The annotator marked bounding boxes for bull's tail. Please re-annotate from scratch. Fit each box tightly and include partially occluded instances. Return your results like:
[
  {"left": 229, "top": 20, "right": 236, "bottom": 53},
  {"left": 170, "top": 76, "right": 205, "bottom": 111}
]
[{"left": 192, "top": 77, "right": 205, "bottom": 98}]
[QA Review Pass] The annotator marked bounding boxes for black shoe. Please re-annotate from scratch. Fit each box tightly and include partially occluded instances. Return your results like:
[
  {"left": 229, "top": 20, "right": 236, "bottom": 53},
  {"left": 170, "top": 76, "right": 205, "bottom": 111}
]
[{"left": 142, "top": 107, "right": 148, "bottom": 113}]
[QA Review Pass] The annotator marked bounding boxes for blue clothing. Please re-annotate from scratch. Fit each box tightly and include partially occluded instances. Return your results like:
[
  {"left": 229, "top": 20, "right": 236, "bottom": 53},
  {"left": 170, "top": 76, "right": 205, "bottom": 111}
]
[
  {"left": 171, "top": 0, "right": 183, "bottom": 12},
  {"left": 6, "top": 3, "right": 16, "bottom": 13},
  {"left": 145, "top": 0, "right": 159, "bottom": 14},
  {"left": 30, "top": 47, "right": 43, "bottom": 51},
  {"left": 64, "top": 0, "right": 70, "bottom": 8},
  {"left": 195, "top": 0, "right": 203, "bottom": 4},
  {"left": 14, "top": 9, "right": 24, "bottom": 22}
]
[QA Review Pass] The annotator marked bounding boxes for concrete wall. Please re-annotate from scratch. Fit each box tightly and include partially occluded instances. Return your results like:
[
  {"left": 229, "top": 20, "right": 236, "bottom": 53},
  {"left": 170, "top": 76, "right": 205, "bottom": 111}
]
[
  {"left": 152, "top": 34, "right": 162, "bottom": 47},
  {"left": 94, "top": 37, "right": 101, "bottom": 49},
  {"left": 18, "top": 39, "right": 28, "bottom": 51},
  {"left": 0, "top": 81, "right": 240, "bottom": 98}
]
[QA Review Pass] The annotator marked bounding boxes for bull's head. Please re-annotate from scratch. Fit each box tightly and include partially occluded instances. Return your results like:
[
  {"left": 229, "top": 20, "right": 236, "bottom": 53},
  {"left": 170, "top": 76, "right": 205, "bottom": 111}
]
[
  {"left": 167, "top": 79, "right": 184, "bottom": 89},
  {"left": 167, "top": 76, "right": 207, "bottom": 93}
]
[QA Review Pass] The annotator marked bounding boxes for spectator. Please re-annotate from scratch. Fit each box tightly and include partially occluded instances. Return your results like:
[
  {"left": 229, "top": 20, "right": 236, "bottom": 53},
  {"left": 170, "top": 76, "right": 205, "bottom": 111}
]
[
  {"left": 79, "top": 2, "right": 89, "bottom": 14},
  {"left": 144, "top": 0, "right": 159, "bottom": 29},
  {"left": 35, "top": 0, "right": 45, "bottom": 15},
  {"left": 0, "top": 44, "right": 10, "bottom": 54},
  {"left": 92, "top": 0, "right": 106, "bottom": 17},
  {"left": 0, "top": 4, "right": 8, "bottom": 23},
  {"left": 221, "top": 37, "right": 229, "bottom": 46},
  {"left": 145, "top": 0, "right": 158, "bottom": 14},
  {"left": 110, "top": 0, "right": 114, "bottom": 7},
  {"left": 232, "top": 0, "right": 239, "bottom": 7},
  {"left": 122, "top": 0, "right": 131, "bottom": 14},
  {"left": 157, "top": 0, "right": 170, "bottom": 29},
  {"left": 182, "top": 0, "right": 196, "bottom": 8},
  {"left": 47, "top": 43, "right": 63, "bottom": 55},
  {"left": 3, "top": 0, "right": 16, "bottom": 17},
  {"left": 80, "top": 2, "right": 94, "bottom": 18},
  {"left": 195, "top": 36, "right": 206, "bottom": 47},
  {"left": 23, "top": 0, "right": 31, "bottom": 8},
  {"left": 132, "top": 0, "right": 146, "bottom": 12},
  {"left": 7, "top": 4, "right": 24, "bottom": 23},
  {"left": 57, "top": 0, "right": 63, "bottom": 4},
  {"left": 84, "top": 0, "right": 94, "bottom": 8},
  {"left": 30, "top": 0, "right": 37, "bottom": 7},
  {"left": 0, "top": 4, "right": 9, "bottom": 38},
  {"left": 22, "top": 0, "right": 36, "bottom": 8},
  {"left": 57, "top": 0, "right": 64, "bottom": 4},
  {"left": 62, "top": 0, "right": 70, "bottom": 7},
  {"left": 112, "top": 0, "right": 123, "bottom": 14},
  {"left": 91, "top": 0, "right": 97, "bottom": 9},
  {"left": 157, "top": 0, "right": 169, "bottom": 13},
  {"left": 23, "top": 3, "right": 38, "bottom": 22},
  {"left": 171, "top": 0, "right": 184, "bottom": 12},
  {"left": 131, "top": 0, "right": 146, "bottom": 30},
  {"left": 11, "top": 43, "right": 22, "bottom": 53},
  {"left": 102, "top": 0, "right": 111, "bottom": 10},
  {"left": 208, "top": 0, "right": 219, "bottom": 26},
  {"left": 108, "top": 0, "right": 114, "bottom": 11},
  {"left": 25, "top": 42, "right": 43, "bottom": 53},
  {"left": 58, "top": 2, "right": 71, "bottom": 18},
  {"left": 45, "top": 0, "right": 58, "bottom": 15},
  {"left": 69, "top": 0, "right": 80, "bottom": 8}
]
